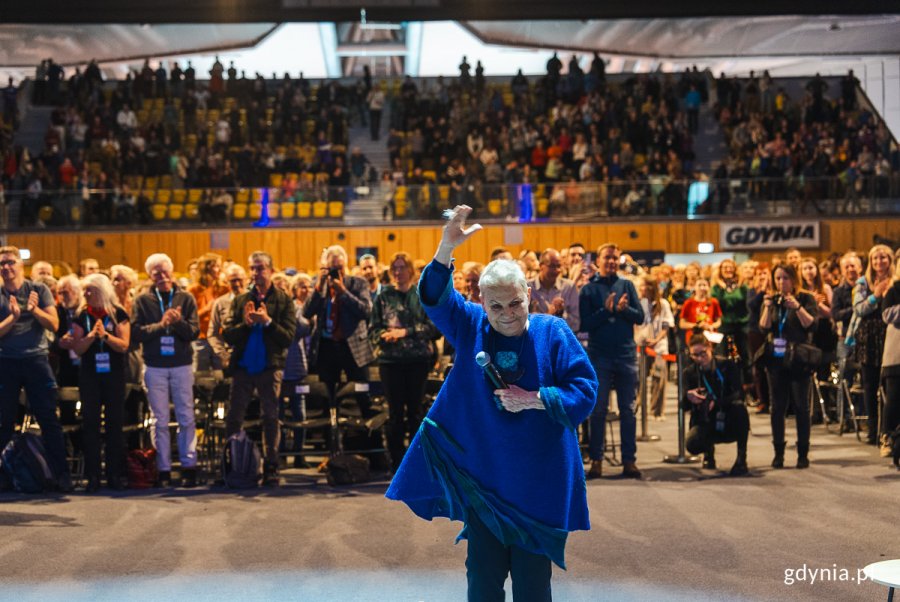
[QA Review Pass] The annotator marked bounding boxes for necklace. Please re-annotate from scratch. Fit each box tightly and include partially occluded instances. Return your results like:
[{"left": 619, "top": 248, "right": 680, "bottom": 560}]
[{"left": 487, "top": 326, "right": 528, "bottom": 384}]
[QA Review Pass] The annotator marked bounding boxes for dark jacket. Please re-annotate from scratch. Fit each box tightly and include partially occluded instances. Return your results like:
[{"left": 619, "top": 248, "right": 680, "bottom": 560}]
[
  {"left": 579, "top": 272, "right": 644, "bottom": 359},
  {"left": 682, "top": 356, "right": 744, "bottom": 414},
  {"left": 303, "top": 275, "right": 374, "bottom": 370},
  {"left": 222, "top": 284, "right": 296, "bottom": 374},
  {"left": 131, "top": 285, "right": 199, "bottom": 368}
]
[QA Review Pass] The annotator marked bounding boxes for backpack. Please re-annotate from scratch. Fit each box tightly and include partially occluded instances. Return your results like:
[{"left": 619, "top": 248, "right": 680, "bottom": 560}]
[
  {"left": 222, "top": 431, "right": 262, "bottom": 489},
  {"left": 0, "top": 433, "right": 58, "bottom": 493},
  {"left": 325, "top": 454, "right": 371, "bottom": 486},
  {"left": 126, "top": 448, "right": 159, "bottom": 489}
]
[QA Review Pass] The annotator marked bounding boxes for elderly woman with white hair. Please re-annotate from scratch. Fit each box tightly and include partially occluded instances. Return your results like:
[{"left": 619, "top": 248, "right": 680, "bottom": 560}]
[
  {"left": 70, "top": 273, "right": 131, "bottom": 491},
  {"left": 386, "top": 206, "right": 598, "bottom": 601}
]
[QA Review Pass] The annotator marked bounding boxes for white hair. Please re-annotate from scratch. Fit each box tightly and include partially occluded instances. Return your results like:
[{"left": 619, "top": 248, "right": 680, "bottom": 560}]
[
  {"left": 81, "top": 273, "right": 118, "bottom": 317},
  {"left": 479, "top": 259, "right": 528, "bottom": 295},
  {"left": 320, "top": 245, "right": 348, "bottom": 267},
  {"left": 144, "top": 253, "right": 174, "bottom": 275},
  {"left": 58, "top": 274, "right": 82, "bottom": 295},
  {"left": 110, "top": 264, "right": 138, "bottom": 284}
]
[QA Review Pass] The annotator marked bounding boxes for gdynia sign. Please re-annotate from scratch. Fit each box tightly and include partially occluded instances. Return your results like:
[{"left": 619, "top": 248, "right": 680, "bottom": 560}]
[{"left": 720, "top": 221, "right": 820, "bottom": 250}]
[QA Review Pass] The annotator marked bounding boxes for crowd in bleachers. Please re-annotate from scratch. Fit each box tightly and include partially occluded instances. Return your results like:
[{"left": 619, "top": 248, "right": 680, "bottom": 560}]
[
  {"left": 711, "top": 69, "right": 899, "bottom": 214},
  {"left": 1, "top": 232, "right": 898, "bottom": 494},
  {"left": 1, "top": 57, "right": 899, "bottom": 226},
  {"left": 1, "top": 56, "right": 367, "bottom": 226}
]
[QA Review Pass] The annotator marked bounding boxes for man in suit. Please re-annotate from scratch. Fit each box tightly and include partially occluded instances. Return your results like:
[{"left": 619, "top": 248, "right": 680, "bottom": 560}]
[{"left": 303, "top": 245, "right": 375, "bottom": 413}]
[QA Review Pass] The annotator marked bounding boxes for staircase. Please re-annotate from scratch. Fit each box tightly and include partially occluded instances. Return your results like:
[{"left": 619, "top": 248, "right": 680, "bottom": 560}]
[
  {"left": 344, "top": 98, "right": 393, "bottom": 224},
  {"left": 13, "top": 105, "right": 54, "bottom": 156},
  {"left": 693, "top": 103, "right": 727, "bottom": 173}
]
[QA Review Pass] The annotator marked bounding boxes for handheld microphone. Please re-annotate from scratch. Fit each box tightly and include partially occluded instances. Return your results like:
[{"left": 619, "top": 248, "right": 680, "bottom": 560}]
[{"left": 475, "top": 351, "right": 508, "bottom": 390}]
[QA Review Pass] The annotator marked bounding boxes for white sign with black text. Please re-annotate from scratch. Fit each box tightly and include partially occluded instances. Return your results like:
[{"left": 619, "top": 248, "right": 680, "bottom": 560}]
[{"left": 719, "top": 220, "right": 820, "bottom": 250}]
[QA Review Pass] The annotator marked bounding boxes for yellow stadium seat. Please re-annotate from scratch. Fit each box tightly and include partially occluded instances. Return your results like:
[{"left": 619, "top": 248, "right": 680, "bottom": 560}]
[
  {"left": 536, "top": 197, "right": 549, "bottom": 217},
  {"left": 156, "top": 189, "right": 172, "bottom": 204},
  {"left": 269, "top": 173, "right": 284, "bottom": 188},
  {"left": 172, "top": 189, "right": 187, "bottom": 204},
  {"left": 439, "top": 186, "right": 450, "bottom": 202},
  {"left": 188, "top": 189, "right": 203, "bottom": 204},
  {"left": 144, "top": 177, "right": 158, "bottom": 191},
  {"left": 70, "top": 206, "right": 81, "bottom": 223},
  {"left": 488, "top": 199, "right": 503, "bottom": 216},
  {"left": 249, "top": 203, "right": 263, "bottom": 220},
  {"left": 167, "top": 204, "right": 184, "bottom": 220},
  {"left": 266, "top": 203, "right": 279, "bottom": 219},
  {"left": 422, "top": 170, "right": 437, "bottom": 182},
  {"left": 232, "top": 204, "right": 248, "bottom": 220},
  {"left": 159, "top": 175, "right": 173, "bottom": 189},
  {"left": 395, "top": 186, "right": 407, "bottom": 201},
  {"left": 328, "top": 201, "right": 344, "bottom": 219},
  {"left": 151, "top": 204, "right": 167, "bottom": 221},
  {"left": 394, "top": 199, "right": 407, "bottom": 218},
  {"left": 312, "top": 201, "right": 327, "bottom": 218},
  {"left": 297, "top": 202, "right": 312, "bottom": 218},
  {"left": 38, "top": 206, "right": 54, "bottom": 222},
  {"left": 281, "top": 202, "right": 296, "bottom": 219},
  {"left": 252, "top": 188, "right": 264, "bottom": 202},
  {"left": 236, "top": 188, "right": 250, "bottom": 203},
  {"left": 315, "top": 172, "right": 330, "bottom": 186},
  {"left": 184, "top": 204, "right": 199, "bottom": 220}
]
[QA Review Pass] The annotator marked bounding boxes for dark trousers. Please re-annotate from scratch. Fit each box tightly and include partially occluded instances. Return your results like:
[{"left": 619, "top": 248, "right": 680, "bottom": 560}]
[
  {"left": 587, "top": 354, "right": 638, "bottom": 462},
  {"left": 0, "top": 356, "right": 69, "bottom": 477},
  {"left": 369, "top": 109, "right": 382, "bottom": 140},
  {"left": 767, "top": 365, "right": 811, "bottom": 446},
  {"left": 317, "top": 338, "right": 371, "bottom": 413},
  {"left": 747, "top": 331, "right": 770, "bottom": 406},
  {"left": 465, "top": 511, "right": 552, "bottom": 602},
  {"left": 227, "top": 368, "right": 283, "bottom": 464},
  {"left": 279, "top": 379, "right": 307, "bottom": 453},
  {"left": 883, "top": 374, "right": 900, "bottom": 436},
  {"left": 380, "top": 361, "right": 430, "bottom": 470},
  {"left": 79, "top": 370, "right": 126, "bottom": 483},
  {"left": 860, "top": 363, "right": 882, "bottom": 442},
  {"left": 686, "top": 404, "right": 750, "bottom": 457}
]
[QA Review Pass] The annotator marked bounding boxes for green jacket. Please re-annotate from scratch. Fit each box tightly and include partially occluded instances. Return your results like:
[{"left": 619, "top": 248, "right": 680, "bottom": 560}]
[{"left": 369, "top": 285, "right": 438, "bottom": 363}]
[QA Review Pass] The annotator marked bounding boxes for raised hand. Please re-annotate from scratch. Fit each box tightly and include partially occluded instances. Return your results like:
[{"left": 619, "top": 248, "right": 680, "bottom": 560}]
[
  {"left": 440, "top": 205, "right": 483, "bottom": 250},
  {"left": 26, "top": 291, "right": 39, "bottom": 312},
  {"left": 616, "top": 293, "right": 629, "bottom": 312},
  {"left": 243, "top": 300, "right": 256, "bottom": 326}
]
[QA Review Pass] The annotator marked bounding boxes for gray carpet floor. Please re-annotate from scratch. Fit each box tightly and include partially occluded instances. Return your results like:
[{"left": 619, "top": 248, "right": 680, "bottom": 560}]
[{"left": 1, "top": 403, "right": 898, "bottom": 601}]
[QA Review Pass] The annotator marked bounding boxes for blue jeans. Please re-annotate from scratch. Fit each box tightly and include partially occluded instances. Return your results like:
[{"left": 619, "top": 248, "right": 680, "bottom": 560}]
[
  {"left": 465, "top": 511, "right": 552, "bottom": 602},
  {"left": 588, "top": 354, "right": 638, "bottom": 463},
  {"left": 0, "top": 356, "right": 70, "bottom": 477}
]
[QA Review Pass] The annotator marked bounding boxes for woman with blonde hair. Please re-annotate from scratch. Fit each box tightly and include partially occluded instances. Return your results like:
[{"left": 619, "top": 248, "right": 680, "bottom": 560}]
[
  {"left": 110, "top": 264, "right": 138, "bottom": 315},
  {"left": 639, "top": 275, "right": 674, "bottom": 419},
  {"left": 70, "top": 273, "right": 131, "bottom": 491},
  {"left": 848, "top": 244, "right": 893, "bottom": 445},
  {"left": 712, "top": 258, "right": 750, "bottom": 371},
  {"left": 799, "top": 257, "right": 836, "bottom": 377}
]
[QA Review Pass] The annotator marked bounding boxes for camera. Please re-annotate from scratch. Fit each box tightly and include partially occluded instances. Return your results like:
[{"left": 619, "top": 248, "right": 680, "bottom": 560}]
[
  {"left": 773, "top": 294, "right": 783, "bottom": 306},
  {"left": 328, "top": 267, "right": 342, "bottom": 280}
]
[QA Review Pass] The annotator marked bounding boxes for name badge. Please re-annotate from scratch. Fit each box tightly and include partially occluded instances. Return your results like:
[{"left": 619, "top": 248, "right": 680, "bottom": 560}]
[
  {"left": 773, "top": 337, "right": 787, "bottom": 358},
  {"left": 354, "top": 383, "right": 370, "bottom": 392},
  {"left": 295, "top": 384, "right": 310, "bottom": 395},
  {"left": 95, "top": 352, "right": 111, "bottom": 374},
  {"left": 161, "top": 335, "right": 175, "bottom": 356}
]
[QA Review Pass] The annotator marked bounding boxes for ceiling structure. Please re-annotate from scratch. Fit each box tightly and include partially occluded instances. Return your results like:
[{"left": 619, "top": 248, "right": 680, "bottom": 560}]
[{"left": 2, "top": 0, "right": 896, "bottom": 23}]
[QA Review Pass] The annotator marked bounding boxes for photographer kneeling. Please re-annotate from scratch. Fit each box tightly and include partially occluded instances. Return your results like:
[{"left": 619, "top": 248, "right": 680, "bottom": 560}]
[{"left": 683, "top": 334, "right": 750, "bottom": 476}]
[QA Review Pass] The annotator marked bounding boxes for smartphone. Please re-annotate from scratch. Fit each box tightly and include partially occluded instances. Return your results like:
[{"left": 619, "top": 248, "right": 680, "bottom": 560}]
[{"left": 583, "top": 252, "right": 597, "bottom": 268}]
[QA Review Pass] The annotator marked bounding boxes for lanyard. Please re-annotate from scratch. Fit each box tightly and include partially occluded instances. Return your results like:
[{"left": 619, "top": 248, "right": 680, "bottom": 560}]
[
  {"left": 777, "top": 305, "right": 788, "bottom": 337},
  {"left": 84, "top": 314, "right": 107, "bottom": 352},
  {"left": 155, "top": 288, "right": 173, "bottom": 334},
  {"left": 700, "top": 368, "right": 724, "bottom": 403}
]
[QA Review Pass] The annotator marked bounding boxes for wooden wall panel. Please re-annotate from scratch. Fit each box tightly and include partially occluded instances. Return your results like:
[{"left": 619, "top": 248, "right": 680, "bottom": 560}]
[{"left": 8, "top": 218, "right": 893, "bottom": 275}]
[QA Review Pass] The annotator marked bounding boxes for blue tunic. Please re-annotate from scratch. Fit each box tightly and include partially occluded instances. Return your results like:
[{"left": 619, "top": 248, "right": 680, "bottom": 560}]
[{"left": 385, "top": 260, "right": 598, "bottom": 569}]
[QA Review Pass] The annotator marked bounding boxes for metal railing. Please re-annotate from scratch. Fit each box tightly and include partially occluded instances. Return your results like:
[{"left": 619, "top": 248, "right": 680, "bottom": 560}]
[{"left": 1, "top": 173, "right": 898, "bottom": 231}]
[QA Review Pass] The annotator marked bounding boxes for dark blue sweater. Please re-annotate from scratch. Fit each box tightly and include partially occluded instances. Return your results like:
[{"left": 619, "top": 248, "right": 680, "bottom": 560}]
[{"left": 579, "top": 272, "right": 643, "bottom": 359}]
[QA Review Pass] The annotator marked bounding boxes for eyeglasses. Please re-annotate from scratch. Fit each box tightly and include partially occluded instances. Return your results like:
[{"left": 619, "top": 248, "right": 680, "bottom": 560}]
[
  {"left": 0, "top": 260, "right": 17, "bottom": 267},
  {"left": 249, "top": 265, "right": 269, "bottom": 272},
  {"left": 689, "top": 351, "right": 708, "bottom": 358}
]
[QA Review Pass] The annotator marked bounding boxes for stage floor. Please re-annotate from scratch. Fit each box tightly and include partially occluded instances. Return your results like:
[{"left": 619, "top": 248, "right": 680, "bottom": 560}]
[{"left": 1, "top": 402, "right": 897, "bottom": 601}]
